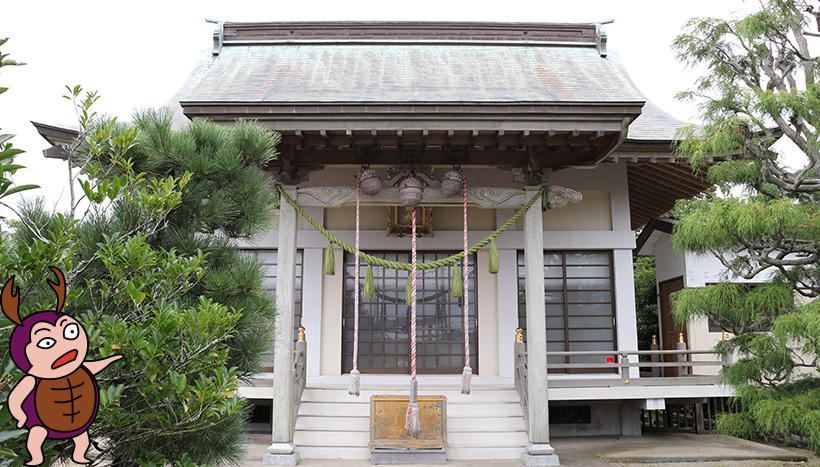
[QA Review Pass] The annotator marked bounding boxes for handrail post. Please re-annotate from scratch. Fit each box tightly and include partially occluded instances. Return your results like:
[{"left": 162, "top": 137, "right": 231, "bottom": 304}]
[
  {"left": 676, "top": 332, "right": 689, "bottom": 376},
  {"left": 514, "top": 328, "right": 526, "bottom": 388},
  {"left": 650, "top": 335, "right": 661, "bottom": 377},
  {"left": 514, "top": 328, "right": 529, "bottom": 427},
  {"left": 291, "top": 327, "right": 307, "bottom": 445},
  {"left": 721, "top": 331, "right": 733, "bottom": 369},
  {"left": 620, "top": 351, "right": 630, "bottom": 381}
]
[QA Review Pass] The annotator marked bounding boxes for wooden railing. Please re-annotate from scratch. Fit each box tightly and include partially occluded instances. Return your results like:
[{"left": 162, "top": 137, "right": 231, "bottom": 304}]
[
  {"left": 292, "top": 326, "right": 307, "bottom": 429},
  {"left": 511, "top": 330, "right": 732, "bottom": 422},
  {"left": 513, "top": 328, "right": 529, "bottom": 425},
  {"left": 544, "top": 348, "right": 730, "bottom": 378}
]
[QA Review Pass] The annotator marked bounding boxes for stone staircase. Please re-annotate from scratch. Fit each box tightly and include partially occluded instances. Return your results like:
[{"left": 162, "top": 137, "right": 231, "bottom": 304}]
[{"left": 292, "top": 382, "right": 528, "bottom": 460}]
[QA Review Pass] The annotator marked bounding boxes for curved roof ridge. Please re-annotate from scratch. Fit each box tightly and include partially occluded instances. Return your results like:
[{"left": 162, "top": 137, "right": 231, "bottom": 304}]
[{"left": 605, "top": 50, "right": 694, "bottom": 142}]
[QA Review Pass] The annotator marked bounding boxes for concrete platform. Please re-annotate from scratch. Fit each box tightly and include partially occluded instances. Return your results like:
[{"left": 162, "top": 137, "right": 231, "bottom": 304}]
[
  {"left": 594, "top": 433, "right": 807, "bottom": 464},
  {"left": 240, "top": 433, "right": 816, "bottom": 466}
]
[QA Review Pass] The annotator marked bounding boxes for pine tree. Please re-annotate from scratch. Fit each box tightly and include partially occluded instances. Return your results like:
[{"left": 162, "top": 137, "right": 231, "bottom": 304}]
[
  {"left": 671, "top": 0, "right": 820, "bottom": 451},
  {"left": 0, "top": 92, "right": 280, "bottom": 465}
]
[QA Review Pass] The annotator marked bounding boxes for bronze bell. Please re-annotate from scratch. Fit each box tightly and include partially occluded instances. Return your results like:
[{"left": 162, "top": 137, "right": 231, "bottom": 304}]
[
  {"left": 399, "top": 176, "right": 424, "bottom": 207},
  {"left": 360, "top": 169, "right": 382, "bottom": 195},
  {"left": 440, "top": 168, "right": 464, "bottom": 197}
]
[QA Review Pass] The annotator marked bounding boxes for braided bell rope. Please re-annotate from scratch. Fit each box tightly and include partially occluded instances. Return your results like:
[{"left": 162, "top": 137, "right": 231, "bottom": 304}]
[
  {"left": 274, "top": 184, "right": 546, "bottom": 270},
  {"left": 349, "top": 169, "right": 362, "bottom": 396},
  {"left": 405, "top": 206, "right": 420, "bottom": 435},
  {"left": 459, "top": 168, "right": 472, "bottom": 394}
]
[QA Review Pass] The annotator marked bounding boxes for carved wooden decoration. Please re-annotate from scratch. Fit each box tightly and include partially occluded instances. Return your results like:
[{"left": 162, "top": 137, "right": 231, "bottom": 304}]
[
  {"left": 387, "top": 205, "right": 433, "bottom": 237},
  {"left": 296, "top": 185, "right": 583, "bottom": 209}
]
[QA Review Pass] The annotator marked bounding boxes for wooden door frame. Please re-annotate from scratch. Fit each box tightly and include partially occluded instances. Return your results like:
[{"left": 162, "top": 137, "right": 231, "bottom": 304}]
[{"left": 658, "top": 276, "right": 685, "bottom": 377}]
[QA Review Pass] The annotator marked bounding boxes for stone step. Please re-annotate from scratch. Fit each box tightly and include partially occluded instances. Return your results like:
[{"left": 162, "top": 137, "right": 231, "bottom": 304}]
[
  {"left": 448, "top": 446, "right": 526, "bottom": 460},
  {"left": 295, "top": 415, "right": 527, "bottom": 432},
  {"left": 292, "top": 386, "right": 528, "bottom": 460},
  {"left": 294, "top": 429, "right": 527, "bottom": 448},
  {"left": 294, "top": 445, "right": 526, "bottom": 461},
  {"left": 301, "top": 388, "right": 520, "bottom": 403},
  {"left": 296, "top": 446, "right": 370, "bottom": 459},
  {"left": 294, "top": 430, "right": 370, "bottom": 446},
  {"left": 296, "top": 415, "right": 370, "bottom": 431},
  {"left": 298, "top": 401, "right": 521, "bottom": 418}
]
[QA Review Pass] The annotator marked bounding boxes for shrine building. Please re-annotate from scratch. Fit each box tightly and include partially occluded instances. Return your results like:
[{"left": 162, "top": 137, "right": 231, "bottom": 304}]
[{"left": 35, "top": 21, "right": 732, "bottom": 466}]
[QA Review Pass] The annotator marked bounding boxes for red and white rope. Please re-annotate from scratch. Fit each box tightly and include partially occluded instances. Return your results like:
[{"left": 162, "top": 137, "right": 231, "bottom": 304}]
[
  {"left": 461, "top": 168, "right": 470, "bottom": 371},
  {"left": 410, "top": 206, "right": 417, "bottom": 383},
  {"left": 405, "top": 206, "right": 420, "bottom": 434},
  {"left": 353, "top": 170, "right": 361, "bottom": 372}
]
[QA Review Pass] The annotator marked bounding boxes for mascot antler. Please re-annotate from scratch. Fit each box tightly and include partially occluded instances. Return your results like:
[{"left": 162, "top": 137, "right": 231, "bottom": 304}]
[
  {"left": 1, "top": 276, "right": 22, "bottom": 326},
  {"left": 47, "top": 267, "right": 66, "bottom": 314}
]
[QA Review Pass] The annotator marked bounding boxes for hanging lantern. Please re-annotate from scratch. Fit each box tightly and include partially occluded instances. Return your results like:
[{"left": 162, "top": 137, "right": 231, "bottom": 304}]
[
  {"left": 360, "top": 168, "right": 383, "bottom": 195},
  {"left": 399, "top": 176, "right": 424, "bottom": 207},
  {"left": 440, "top": 168, "right": 464, "bottom": 197}
]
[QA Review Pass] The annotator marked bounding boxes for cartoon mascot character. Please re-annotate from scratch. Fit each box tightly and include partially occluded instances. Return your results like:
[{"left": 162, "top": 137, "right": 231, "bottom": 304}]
[{"left": 2, "top": 267, "right": 121, "bottom": 465}]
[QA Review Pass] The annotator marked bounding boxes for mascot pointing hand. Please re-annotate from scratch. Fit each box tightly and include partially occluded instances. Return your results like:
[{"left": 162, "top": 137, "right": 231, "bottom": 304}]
[{"left": 2, "top": 267, "right": 122, "bottom": 466}]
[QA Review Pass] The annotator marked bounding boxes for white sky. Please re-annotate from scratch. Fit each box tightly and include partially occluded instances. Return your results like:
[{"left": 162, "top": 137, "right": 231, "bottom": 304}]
[{"left": 1, "top": 0, "right": 756, "bottom": 216}]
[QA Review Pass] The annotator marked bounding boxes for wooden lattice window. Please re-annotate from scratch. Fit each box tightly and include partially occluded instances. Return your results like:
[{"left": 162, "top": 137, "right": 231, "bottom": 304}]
[
  {"left": 342, "top": 251, "right": 477, "bottom": 374},
  {"left": 517, "top": 251, "right": 617, "bottom": 373}
]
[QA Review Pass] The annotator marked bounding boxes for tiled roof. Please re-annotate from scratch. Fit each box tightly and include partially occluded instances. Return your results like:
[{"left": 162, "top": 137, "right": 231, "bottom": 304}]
[
  {"left": 170, "top": 22, "right": 692, "bottom": 141},
  {"left": 177, "top": 45, "right": 644, "bottom": 104}
]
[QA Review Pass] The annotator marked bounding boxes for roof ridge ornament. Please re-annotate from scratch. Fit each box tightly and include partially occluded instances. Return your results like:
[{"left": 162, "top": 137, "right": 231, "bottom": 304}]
[
  {"left": 206, "top": 18, "right": 225, "bottom": 55},
  {"left": 594, "top": 19, "right": 613, "bottom": 57}
]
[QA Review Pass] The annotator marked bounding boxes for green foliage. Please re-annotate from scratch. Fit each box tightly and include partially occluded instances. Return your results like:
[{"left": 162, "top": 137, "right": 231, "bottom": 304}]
[
  {"left": 672, "top": 0, "right": 820, "bottom": 451},
  {"left": 0, "top": 38, "right": 37, "bottom": 225},
  {"left": 633, "top": 256, "right": 659, "bottom": 350},
  {"left": 0, "top": 90, "right": 280, "bottom": 464},
  {"left": 672, "top": 0, "right": 820, "bottom": 297},
  {"left": 718, "top": 379, "right": 820, "bottom": 450}
]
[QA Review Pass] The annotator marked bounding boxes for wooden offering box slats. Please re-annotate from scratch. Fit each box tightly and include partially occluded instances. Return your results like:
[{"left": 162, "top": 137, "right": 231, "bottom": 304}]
[{"left": 370, "top": 395, "right": 447, "bottom": 450}]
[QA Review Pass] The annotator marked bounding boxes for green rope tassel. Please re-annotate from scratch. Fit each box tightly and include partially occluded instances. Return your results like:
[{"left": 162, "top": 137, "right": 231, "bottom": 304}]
[
  {"left": 488, "top": 238, "right": 499, "bottom": 274},
  {"left": 450, "top": 265, "right": 463, "bottom": 297},
  {"left": 363, "top": 264, "right": 375, "bottom": 299},
  {"left": 405, "top": 278, "right": 413, "bottom": 306},
  {"left": 324, "top": 242, "right": 336, "bottom": 275}
]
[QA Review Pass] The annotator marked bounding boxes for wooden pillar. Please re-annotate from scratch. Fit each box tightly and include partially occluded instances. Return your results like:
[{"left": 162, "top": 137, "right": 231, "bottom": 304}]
[
  {"left": 521, "top": 185, "right": 559, "bottom": 466},
  {"left": 265, "top": 186, "right": 300, "bottom": 465}
]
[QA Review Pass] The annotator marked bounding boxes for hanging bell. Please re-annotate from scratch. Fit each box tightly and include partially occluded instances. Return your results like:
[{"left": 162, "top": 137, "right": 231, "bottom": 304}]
[
  {"left": 440, "top": 168, "right": 464, "bottom": 197},
  {"left": 360, "top": 168, "right": 383, "bottom": 196},
  {"left": 399, "top": 176, "right": 424, "bottom": 208}
]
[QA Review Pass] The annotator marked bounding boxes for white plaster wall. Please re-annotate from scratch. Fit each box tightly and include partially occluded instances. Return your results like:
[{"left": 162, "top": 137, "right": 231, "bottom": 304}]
[
  {"left": 476, "top": 250, "right": 499, "bottom": 376},
  {"left": 647, "top": 233, "right": 686, "bottom": 284},
  {"left": 320, "top": 248, "right": 344, "bottom": 376}
]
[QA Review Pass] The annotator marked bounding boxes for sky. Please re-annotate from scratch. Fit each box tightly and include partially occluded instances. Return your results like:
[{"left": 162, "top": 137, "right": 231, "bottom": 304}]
[{"left": 0, "top": 0, "right": 757, "bottom": 216}]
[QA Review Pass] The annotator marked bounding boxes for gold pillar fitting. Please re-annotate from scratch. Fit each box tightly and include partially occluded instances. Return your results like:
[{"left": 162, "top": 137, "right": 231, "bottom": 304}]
[
  {"left": 515, "top": 328, "right": 524, "bottom": 343},
  {"left": 297, "top": 326, "right": 306, "bottom": 342},
  {"left": 678, "top": 332, "right": 685, "bottom": 344},
  {"left": 651, "top": 335, "right": 657, "bottom": 346},
  {"left": 722, "top": 330, "right": 729, "bottom": 341}
]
